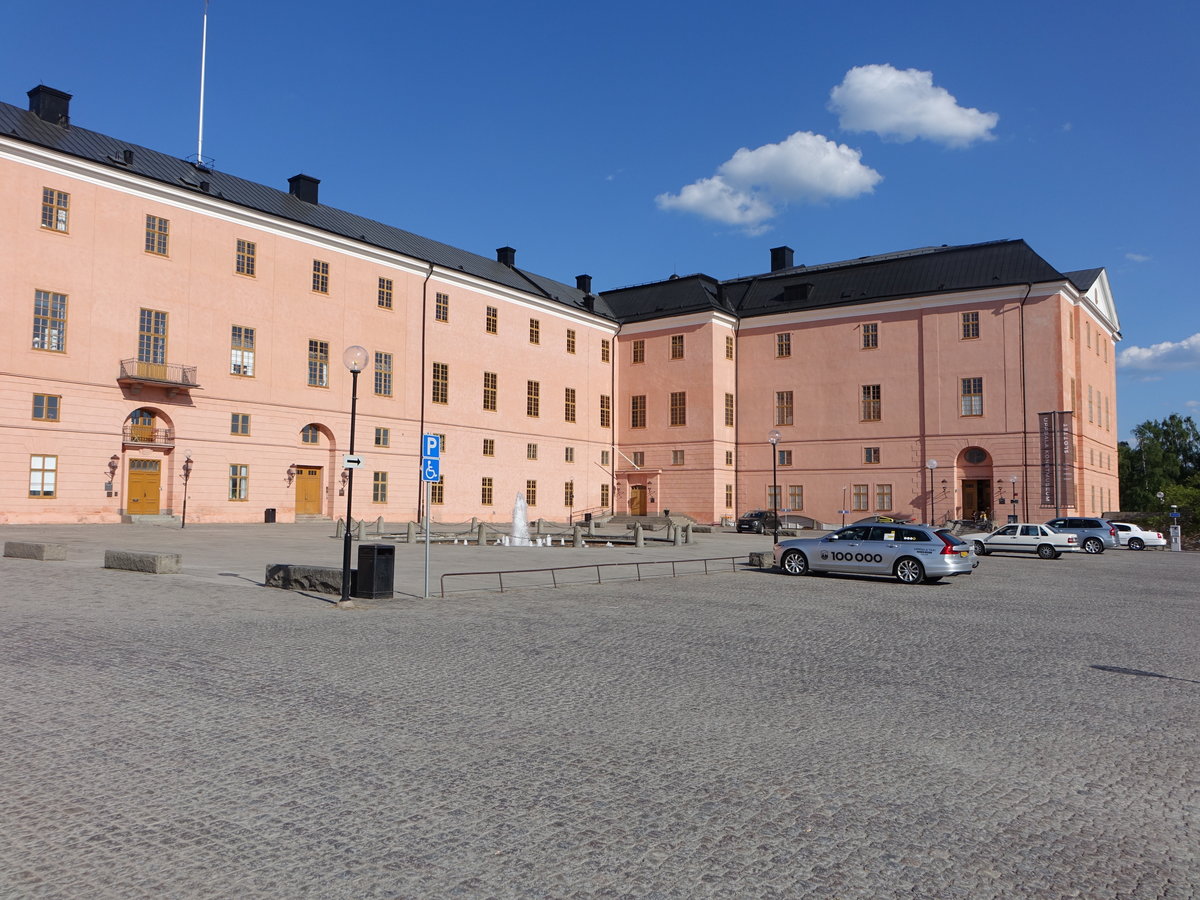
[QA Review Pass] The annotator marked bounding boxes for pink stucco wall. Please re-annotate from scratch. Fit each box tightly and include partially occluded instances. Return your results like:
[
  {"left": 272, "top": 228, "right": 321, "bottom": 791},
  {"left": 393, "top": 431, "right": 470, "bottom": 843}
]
[{"left": 1, "top": 139, "right": 1119, "bottom": 527}]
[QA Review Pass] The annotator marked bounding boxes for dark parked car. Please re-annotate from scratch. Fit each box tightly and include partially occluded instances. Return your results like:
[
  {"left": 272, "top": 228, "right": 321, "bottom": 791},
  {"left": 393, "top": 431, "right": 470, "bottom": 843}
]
[
  {"left": 737, "top": 510, "right": 781, "bottom": 534},
  {"left": 1043, "top": 517, "right": 1118, "bottom": 554}
]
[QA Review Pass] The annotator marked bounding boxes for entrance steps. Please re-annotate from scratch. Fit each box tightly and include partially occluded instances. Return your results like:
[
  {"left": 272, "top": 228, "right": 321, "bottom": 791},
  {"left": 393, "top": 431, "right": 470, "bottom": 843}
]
[
  {"left": 123, "top": 514, "right": 181, "bottom": 526},
  {"left": 294, "top": 515, "right": 329, "bottom": 523}
]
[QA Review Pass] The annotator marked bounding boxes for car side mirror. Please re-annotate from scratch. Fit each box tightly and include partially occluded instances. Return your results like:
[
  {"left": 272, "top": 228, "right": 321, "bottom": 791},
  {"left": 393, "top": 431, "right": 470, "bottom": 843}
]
[{"left": 827, "top": 534, "right": 839, "bottom": 541}]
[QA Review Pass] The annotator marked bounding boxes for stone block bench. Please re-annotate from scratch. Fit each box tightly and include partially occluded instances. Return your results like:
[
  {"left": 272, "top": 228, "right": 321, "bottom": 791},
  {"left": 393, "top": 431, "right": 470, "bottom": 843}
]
[
  {"left": 4, "top": 541, "right": 67, "bottom": 561},
  {"left": 265, "top": 564, "right": 351, "bottom": 595},
  {"left": 748, "top": 551, "right": 774, "bottom": 568},
  {"left": 103, "top": 550, "right": 182, "bottom": 574}
]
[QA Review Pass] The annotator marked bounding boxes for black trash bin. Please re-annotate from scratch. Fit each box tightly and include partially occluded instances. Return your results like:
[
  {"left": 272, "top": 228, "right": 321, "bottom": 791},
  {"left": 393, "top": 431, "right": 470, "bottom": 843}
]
[
  {"left": 264, "top": 508, "right": 276, "bottom": 524},
  {"left": 583, "top": 512, "right": 592, "bottom": 523},
  {"left": 355, "top": 543, "right": 394, "bottom": 599}
]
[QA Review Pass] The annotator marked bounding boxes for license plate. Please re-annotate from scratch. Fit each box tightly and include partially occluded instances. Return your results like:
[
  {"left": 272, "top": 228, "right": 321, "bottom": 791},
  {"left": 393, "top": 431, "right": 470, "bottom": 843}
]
[{"left": 959, "top": 551, "right": 969, "bottom": 557}]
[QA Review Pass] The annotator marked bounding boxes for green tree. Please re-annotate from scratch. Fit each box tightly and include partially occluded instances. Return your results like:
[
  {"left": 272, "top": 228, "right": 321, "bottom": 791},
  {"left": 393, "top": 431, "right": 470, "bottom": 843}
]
[{"left": 1120, "top": 414, "right": 1200, "bottom": 510}]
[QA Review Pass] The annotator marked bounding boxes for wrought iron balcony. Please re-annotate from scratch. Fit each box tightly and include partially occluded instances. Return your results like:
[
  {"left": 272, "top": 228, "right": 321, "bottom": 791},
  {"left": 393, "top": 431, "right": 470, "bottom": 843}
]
[
  {"left": 122, "top": 425, "right": 176, "bottom": 448},
  {"left": 117, "top": 359, "right": 200, "bottom": 395}
]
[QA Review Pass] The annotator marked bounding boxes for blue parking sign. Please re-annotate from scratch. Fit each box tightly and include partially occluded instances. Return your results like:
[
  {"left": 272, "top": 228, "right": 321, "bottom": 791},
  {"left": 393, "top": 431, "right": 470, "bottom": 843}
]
[
  {"left": 421, "top": 457, "right": 440, "bottom": 482},
  {"left": 422, "top": 434, "right": 441, "bottom": 458}
]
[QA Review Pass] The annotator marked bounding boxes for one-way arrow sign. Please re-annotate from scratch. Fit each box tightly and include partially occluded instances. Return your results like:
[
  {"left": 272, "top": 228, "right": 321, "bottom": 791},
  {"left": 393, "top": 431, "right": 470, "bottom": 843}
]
[{"left": 343, "top": 455, "right": 364, "bottom": 468}]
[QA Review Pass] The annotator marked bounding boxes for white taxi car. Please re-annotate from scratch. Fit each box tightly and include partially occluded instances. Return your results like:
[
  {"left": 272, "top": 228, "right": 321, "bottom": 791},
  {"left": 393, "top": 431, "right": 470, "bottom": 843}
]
[
  {"left": 1110, "top": 522, "right": 1167, "bottom": 550},
  {"left": 961, "top": 522, "right": 1080, "bottom": 559}
]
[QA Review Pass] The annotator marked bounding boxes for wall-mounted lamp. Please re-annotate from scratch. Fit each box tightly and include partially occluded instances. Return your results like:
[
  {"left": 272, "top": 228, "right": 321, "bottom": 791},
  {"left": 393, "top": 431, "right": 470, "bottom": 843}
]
[
  {"left": 339, "top": 469, "right": 349, "bottom": 496},
  {"left": 285, "top": 466, "right": 297, "bottom": 486},
  {"left": 107, "top": 454, "right": 120, "bottom": 480}
]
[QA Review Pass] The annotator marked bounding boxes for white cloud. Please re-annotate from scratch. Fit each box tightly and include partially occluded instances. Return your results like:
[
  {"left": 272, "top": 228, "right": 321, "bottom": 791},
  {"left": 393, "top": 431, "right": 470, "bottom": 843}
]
[
  {"left": 1117, "top": 333, "right": 1200, "bottom": 371},
  {"left": 829, "top": 64, "right": 999, "bottom": 147},
  {"left": 656, "top": 131, "right": 882, "bottom": 231},
  {"left": 1125, "top": 252, "right": 1151, "bottom": 263}
]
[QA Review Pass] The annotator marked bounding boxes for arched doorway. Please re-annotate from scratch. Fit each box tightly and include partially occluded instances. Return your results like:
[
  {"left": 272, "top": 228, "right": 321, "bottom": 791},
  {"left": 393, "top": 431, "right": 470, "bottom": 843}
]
[
  {"left": 294, "top": 423, "right": 332, "bottom": 517},
  {"left": 958, "top": 446, "right": 994, "bottom": 521}
]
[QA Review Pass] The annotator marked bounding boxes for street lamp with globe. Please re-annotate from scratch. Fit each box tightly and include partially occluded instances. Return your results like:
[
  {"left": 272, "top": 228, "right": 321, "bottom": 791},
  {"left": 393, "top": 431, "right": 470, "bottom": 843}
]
[
  {"left": 768, "top": 429, "right": 782, "bottom": 542},
  {"left": 340, "top": 345, "right": 369, "bottom": 606}
]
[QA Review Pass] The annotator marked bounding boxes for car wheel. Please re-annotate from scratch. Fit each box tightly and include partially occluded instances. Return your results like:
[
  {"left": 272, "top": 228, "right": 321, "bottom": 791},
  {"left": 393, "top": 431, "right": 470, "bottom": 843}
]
[
  {"left": 754, "top": 522, "right": 764, "bottom": 534},
  {"left": 895, "top": 557, "right": 924, "bottom": 585},
  {"left": 780, "top": 549, "right": 809, "bottom": 576},
  {"left": 1036, "top": 544, "right": 1059, "bottom": 560},
  {"left": 1082, "top": 537, "right": 1104, "bottom": 554},
  {"left": 1128, "top": 537, "right": 1144, "bottom": 551},
  {"left": 972, "top": 540, "right": 988, "bottom": 556}
]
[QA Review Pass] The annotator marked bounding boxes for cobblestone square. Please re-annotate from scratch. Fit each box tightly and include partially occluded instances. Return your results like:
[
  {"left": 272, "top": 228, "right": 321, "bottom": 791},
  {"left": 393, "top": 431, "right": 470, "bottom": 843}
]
[{"left": 0, "top": 529, "right": 1195, "bottom": 898}]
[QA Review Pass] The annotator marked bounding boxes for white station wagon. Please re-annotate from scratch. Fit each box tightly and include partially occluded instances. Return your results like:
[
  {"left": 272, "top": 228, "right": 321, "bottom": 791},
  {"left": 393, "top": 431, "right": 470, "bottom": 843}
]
[{"left": 962, "top": 523, "right": 1080, "bottom": 559}]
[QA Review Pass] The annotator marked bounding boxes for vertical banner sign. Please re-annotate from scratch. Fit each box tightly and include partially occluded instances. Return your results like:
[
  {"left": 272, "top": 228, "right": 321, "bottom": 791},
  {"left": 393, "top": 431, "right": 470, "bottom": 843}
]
[
  {"left": 1039, "top": 411, "right": 1075, "bottom": 510},
  {"left": 1057, "top": 413, "right": 1074, "bottom": 509},
  {"left": 1039, "top": 412, "right": 1055, "bottom": 507}
]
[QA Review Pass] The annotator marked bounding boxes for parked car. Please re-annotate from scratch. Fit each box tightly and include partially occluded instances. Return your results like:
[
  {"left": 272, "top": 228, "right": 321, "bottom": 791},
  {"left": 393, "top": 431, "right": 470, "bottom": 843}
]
[
  {"left": 1110, "top": 521, "right": 1167, "bottom": 550},
  {"left": 961, "top": 523, "right": 1080, "bottom": 559},
  {"left": 737, "top": 510, "right": 781, "bottom": 534},
  {"left": 774, "top": 523, "right": 975, "bottom": 585},
  {"left": 1043, "top": 517, "right": 1118, "bottom": 554}
]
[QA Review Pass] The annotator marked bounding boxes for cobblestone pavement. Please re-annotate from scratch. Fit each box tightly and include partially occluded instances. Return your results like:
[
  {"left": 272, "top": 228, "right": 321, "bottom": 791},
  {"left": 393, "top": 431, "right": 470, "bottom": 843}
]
[{"left": 0, "top": 534, "right": 1196, "bottom": 898}]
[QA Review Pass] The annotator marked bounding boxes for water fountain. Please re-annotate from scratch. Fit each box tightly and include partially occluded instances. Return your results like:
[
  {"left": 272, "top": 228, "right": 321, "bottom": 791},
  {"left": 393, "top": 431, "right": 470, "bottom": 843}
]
[{"left": 510, "top": 493, "right": 532, "bottom": 546}]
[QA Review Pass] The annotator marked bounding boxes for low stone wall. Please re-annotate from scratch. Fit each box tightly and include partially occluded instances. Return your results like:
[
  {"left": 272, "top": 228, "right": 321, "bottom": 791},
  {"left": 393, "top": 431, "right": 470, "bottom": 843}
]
[
  {"left": 4, "top": 541, "right": 67, "bottom": 561},
  {"left": 103, "top": 550, "right": 182, "bottom": 574},
  {"left": 265, "top": 564, "right": 348, "bottom": 595}
]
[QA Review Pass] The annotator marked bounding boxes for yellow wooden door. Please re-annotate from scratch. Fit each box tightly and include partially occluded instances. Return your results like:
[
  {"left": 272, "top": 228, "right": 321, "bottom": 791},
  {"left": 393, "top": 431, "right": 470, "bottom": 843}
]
[
  {"left": 127, "top": 459, "right": 161, "bottom": 514},
  {"left": 295, "top": 467, "right": 322, "bottom": 515},
  {"left": 630, "top": 485, "right": 647, "bottom": 516}
]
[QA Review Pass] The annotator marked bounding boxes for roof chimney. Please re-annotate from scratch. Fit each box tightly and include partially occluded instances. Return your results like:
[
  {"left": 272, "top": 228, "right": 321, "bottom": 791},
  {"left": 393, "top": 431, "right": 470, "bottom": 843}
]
[
  {"left": 576, "top": 274, "right": 592, "bottom": 293},
  {"left": 288, "top": 174, "right": 320, "bottom": 204},
  {"left": 770, "top": 246, "right": 794, "bottom": 272},
  {"left": 497, "top": 246, "right": 516, "bottom": 267},
  {"left": 27, "top": 85, "right": 72, "bottom": 125}
]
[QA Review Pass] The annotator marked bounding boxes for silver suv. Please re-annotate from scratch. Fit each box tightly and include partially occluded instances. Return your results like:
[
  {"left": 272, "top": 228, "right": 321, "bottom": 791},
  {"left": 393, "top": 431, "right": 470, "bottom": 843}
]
[
  {"left": 1044, "top": 517, "right": 1118, "bottom": 554},
  {"left": 774, "top": 524, "right": 975, "bottom": 585}
]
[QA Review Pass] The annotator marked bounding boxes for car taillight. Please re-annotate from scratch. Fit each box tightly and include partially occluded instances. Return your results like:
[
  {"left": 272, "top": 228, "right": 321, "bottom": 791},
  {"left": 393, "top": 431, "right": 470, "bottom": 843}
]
[
  {"left": 1109, "top": 527, "right": 1116, "bottom": 537},
  {"left": 1156, "top": 532, "right": 1163, "bottom": 539},
  {"left": 936, "top": 533, "right": 958, "bottom": 555},
  {"left": 1067, "top": 536, "right": 1077, "bottom": 543}
]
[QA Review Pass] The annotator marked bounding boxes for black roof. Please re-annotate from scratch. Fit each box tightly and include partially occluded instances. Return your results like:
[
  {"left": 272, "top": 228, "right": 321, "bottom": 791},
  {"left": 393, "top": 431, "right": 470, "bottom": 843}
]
[
  {"left": 4, "top": 88, "right": 1100, "bottom": 329},
  {"left": 602, "top": 240, "right": 1095, "bottom": 323},
  {"left": 0, "top": 93, "right": 613, "bottom": 320}
]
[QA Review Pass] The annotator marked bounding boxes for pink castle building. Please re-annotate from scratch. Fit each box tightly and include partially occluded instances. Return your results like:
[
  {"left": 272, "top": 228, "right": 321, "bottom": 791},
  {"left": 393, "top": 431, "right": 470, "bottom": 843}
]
[{"left": 1, "top": 85, "right": 1121, "bottom": 527}]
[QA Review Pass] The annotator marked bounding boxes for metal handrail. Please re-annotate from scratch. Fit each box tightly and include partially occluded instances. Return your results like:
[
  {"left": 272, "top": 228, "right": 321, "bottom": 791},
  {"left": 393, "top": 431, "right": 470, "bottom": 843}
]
[
  {"left": 440, "top": 555, "right": 744, "bottom": 597},
  {"left": 118, "top": 358, "right": 199, "bottom": 387},
  {"left": 568, "top": 505, "right": 610, "bottom": 524},
  {"left": 122, "top": 425, "right": 175, "bottom": 445}
]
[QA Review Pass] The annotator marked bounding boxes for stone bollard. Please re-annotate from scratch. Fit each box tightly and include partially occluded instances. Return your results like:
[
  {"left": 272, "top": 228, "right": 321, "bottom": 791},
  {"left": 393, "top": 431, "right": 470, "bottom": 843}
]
[
  {"left": 749, "top": 551, "right": 773, "bottom": 567},
  {"left": 634, "top": 523, "right": 644, "bottom": 548},
  {"left": 335, "top": 518, "right": 345, "bottom": 538},
  {"left": 573, "top": 525, "right": 584, "bottom": 548},
  {"left": 477, "top": 523, "right": 486, "bottom": 545},
  {"left": 354, "top": 519, "right": 366, "bottom": 540},
  {"left": 684, "top": 523, "right": 693, "bottom": 544},
  {"left": 673, "top": 525, "right": 683, "bottom": 546},
  {"left": 407, "top": 521, "right": 417, "bottom": 543},
  {"left": 587, "top": 518, "right": 596, "bottom": 537}
]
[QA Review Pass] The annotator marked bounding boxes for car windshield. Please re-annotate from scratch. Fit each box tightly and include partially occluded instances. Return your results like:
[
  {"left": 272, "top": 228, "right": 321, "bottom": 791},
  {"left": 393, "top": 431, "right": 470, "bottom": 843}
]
[{"left": 743, "top": 512, "right": 766, "bottom": 519}]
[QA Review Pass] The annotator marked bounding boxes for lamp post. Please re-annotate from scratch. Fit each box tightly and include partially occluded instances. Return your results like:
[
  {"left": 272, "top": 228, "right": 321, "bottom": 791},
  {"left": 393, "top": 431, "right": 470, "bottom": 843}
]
[
  {"left": 1009, "top": 475, "right": 1018, "bottom": 523},
  {"left": 767, "top": 429, "right": 781, "bottom": 542},
  {"left": 180, "top": 451, "right": 194, "bottom": 528},
  {"left": 340, "top": 345, "right": 368, "bottom": 606},
  {"left": 926, "top": 459, "right": 938, "bottom": 525}
]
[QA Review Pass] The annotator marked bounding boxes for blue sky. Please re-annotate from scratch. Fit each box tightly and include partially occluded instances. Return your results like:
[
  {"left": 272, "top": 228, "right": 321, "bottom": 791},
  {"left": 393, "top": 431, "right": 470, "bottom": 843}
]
[{"left": 3, "top": 0, "right": 1196, "bottom": 440}]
